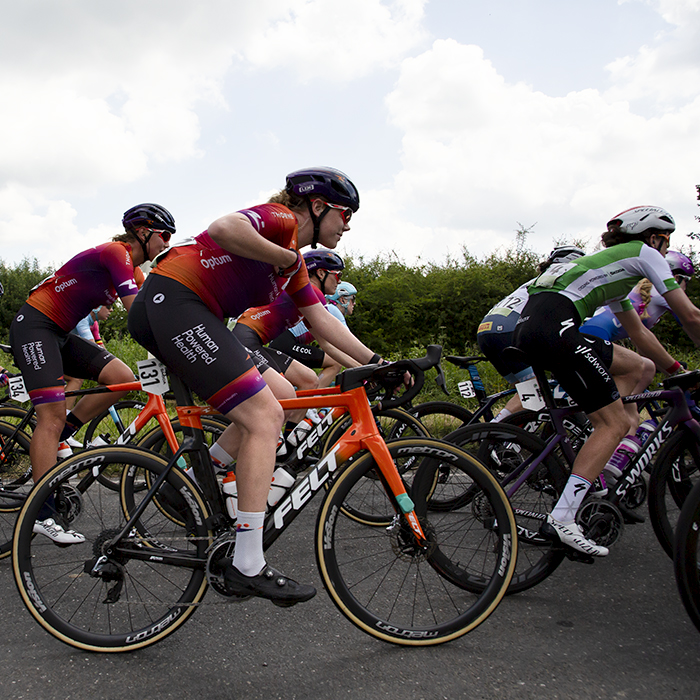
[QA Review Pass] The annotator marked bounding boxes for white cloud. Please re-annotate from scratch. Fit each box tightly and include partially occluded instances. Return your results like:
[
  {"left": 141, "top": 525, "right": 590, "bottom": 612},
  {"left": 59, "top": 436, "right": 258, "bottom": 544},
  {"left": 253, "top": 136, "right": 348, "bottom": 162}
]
[
  {"left": 353, "top": 35, "right": 700, "bottom": 262},
  {"left": 243, "top": 0, "right": 428, "bottom": 80}
]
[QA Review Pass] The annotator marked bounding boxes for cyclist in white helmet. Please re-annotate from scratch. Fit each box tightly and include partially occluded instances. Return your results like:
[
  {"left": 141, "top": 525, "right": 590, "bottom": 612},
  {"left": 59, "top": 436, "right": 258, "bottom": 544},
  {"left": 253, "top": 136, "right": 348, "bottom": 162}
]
[{"left": 514, "top": 206, "right": 700, "bottom": 557}]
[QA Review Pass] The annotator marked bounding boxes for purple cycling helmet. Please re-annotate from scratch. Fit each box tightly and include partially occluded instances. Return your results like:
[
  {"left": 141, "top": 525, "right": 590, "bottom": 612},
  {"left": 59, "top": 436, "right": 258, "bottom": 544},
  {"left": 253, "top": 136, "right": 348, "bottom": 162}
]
[
  {"left": 666, "top": 250, "right": 695, "bottom": 277},
  {"left": 303, "top": 250, "right": 344, "bottom": 273}
]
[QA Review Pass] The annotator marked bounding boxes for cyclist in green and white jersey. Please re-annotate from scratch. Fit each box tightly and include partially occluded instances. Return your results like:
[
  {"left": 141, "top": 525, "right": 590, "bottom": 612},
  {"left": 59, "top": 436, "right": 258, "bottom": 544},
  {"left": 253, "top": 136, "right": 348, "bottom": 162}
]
[{"left": 514, "top": 206, "right": 700, "bottom": 557}]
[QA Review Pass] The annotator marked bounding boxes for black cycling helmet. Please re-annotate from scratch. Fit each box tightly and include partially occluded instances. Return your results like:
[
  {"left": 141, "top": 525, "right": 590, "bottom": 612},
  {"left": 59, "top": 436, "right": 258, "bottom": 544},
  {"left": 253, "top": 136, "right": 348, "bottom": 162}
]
[
  {"left": 122, "top": 203, "right": 176, "bottom": 235},
  {"left": 303, "top": 250, "right": 345, "bottom": 273},
  {"left": 546, "top": 245, "right": 585, "bottom": 265},
  {"left": 286, "top": 167, "right": 359, "bottom": 248},
  {"left": 122, "top": 203, "right": 176, "bottom": 262}
]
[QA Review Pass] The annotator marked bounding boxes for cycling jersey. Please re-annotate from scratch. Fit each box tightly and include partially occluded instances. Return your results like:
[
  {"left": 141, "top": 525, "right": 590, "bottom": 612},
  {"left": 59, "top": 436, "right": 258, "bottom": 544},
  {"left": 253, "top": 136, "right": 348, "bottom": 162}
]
[
  {"left": 476, "top": 280, "right": 535, "bottom": 383},
  {"left": 129, "top": 203, "right": 318, "bottom": 413},
  {"left": 528, "top": 241, "right": 678, "bottom": 320},
  {"left": 151, "top": 204, "right": 318, "bottom": 320},
  {"left": 26, "top": 242, "right": 141, "bottom": 332},
  {"left": 515, "top": 241, "right": 675, "bottom": 413},
  {"left": 288, "top": 298, "right": 346, "bottom": 345},
  {"left": 580, "top": 286, "right": 675, "bottom": 342},
  {"left": 235, "top": 285, "right": 327, "bottom": 344}
]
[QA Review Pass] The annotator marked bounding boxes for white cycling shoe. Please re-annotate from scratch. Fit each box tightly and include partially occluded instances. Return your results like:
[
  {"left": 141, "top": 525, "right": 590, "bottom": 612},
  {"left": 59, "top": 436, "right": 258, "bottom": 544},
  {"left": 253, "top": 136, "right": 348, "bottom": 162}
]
[
  {"left": 33, "top": 518, "right": 86, "bottom": 545},
  {"left": 541, "top": 515, "right": 609, "bottom": 557}
]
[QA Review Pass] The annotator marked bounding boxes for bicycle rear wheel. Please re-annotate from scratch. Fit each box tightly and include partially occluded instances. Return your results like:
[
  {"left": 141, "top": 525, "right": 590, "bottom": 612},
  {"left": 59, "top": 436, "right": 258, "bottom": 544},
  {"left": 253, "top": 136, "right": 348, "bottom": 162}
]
[
  {"left": 12, "top": 446, "right": 212, "bottom": 652},
  {"left": 0, "top": 421, "right": 33, "bottom": 558},
  {"left": 648, "top": 429, "right": 700, "bottom": 558},
  {"left": 674, "top": 479, "right": 700, "bottom": 634},
  {"left": 441, "top": 422, "right": 568, "bottom": 594},
  {"left": 316, "top": 438, "right": 516, "bottom": 645}
]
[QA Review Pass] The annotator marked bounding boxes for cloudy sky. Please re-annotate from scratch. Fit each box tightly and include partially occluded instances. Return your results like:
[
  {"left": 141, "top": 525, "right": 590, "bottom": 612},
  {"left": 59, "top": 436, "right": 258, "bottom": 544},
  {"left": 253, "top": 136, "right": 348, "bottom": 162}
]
[{"left": 1, "top": 0, "right": 699, "bottom": 270}]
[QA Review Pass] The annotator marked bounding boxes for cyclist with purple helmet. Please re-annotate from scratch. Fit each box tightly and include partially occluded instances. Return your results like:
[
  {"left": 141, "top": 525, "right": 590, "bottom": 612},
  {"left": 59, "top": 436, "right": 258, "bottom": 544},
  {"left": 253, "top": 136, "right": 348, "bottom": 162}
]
[
  {"left": 264, "top": 251, "right": 361, "bottom": 388},
  {"left": 128, "top": 168, "right": 383, "bottom": 606},
  {"left": 514, "top": 206, "right": 700, "bottom": 557}
]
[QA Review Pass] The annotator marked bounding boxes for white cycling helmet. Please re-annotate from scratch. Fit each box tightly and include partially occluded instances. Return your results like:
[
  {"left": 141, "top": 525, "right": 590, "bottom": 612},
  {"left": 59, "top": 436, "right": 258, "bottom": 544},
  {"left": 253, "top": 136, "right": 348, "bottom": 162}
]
[{"left": 607, "top": 206, "right": 675, "bottom": 235}]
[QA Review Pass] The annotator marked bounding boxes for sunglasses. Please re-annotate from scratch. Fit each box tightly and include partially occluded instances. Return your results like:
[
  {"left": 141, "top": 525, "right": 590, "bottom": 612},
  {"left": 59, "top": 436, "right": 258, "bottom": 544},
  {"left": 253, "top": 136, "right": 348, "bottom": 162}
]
[
  {"left": 325, "top": 270, "right": 342, "bottom": 281},
  {"left": 147, "top": 228, "right": 172, "bottom": 243},
  {"left": 675, "top": 274, "right": 691, "bottom": 284},
  {"left": 315, "top": 199, "right": 352, "bottom": 224}
]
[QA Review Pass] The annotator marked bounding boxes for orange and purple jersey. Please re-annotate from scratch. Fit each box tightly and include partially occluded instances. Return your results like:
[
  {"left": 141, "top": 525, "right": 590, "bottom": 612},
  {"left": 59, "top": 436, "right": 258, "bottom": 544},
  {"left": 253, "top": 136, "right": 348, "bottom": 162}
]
[
  {"left": 236, "top": 286, "right": 327, "bottom": 344},
  {"left": 27, "top": 241, "right": 139, "bottom": 332},
  {"left": 151, "top": 203, "right": 318, "bottom": 319}
]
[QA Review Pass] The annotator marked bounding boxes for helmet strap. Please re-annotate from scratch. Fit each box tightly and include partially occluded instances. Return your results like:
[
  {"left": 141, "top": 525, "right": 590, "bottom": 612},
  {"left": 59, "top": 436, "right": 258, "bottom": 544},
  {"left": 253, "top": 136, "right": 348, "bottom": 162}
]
[
  {"left": 135, "top": 228, "right": 155, "bottom": 263},
  {"left": 307, "top": 200, "right": 330, "bottom": 249}
]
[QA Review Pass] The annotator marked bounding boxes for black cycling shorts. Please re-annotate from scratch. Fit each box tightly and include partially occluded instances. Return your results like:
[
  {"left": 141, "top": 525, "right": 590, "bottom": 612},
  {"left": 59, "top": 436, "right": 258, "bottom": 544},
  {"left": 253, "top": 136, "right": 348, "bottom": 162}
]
[
  {"left": 9, "top": 304, "right": 116, "bottom": 406},
  {"left": 128, "top": 275, "right": 266, "bottom": 414},
  {"left": 513, "top": 292, "right": 617, "bottom": 414},
  {"left": 477, "top": 310, "right": 533, "bottom": 383},
  {"left": 230, "top": 323, "right": 293, "bottom": 374},
  {"left": 268, "top": 330, "right": 326, "bottom": 369}
]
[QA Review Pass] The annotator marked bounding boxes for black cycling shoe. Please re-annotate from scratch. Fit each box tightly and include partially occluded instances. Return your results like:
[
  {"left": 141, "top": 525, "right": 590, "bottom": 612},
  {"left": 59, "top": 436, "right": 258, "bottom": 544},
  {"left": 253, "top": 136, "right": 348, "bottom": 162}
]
[{"left": 223, "top": 562, "right": 316, "bottom": 607}]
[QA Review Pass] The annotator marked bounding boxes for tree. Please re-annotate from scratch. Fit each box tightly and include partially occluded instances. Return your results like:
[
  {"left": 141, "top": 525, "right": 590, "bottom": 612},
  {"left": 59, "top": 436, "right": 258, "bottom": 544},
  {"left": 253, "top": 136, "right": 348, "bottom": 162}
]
[{"left": 0, "top": 257, "right": 51, "bottom": 341}]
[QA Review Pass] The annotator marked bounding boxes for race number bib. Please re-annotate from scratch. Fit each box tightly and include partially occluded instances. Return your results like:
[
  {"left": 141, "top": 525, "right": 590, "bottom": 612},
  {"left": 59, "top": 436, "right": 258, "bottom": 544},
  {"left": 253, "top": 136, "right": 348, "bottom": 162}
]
[
  {"left": 8, "top": 375, "right": 29, "bottom": 403},
  {"left": 137, "top": 358, "right": 170, "bottom": 395},
  {"left": 457, "top": 380, "right": 476, "bottom": 399},
  {"left": 516, "top": 378, "right": 545, "bottom": 411}
]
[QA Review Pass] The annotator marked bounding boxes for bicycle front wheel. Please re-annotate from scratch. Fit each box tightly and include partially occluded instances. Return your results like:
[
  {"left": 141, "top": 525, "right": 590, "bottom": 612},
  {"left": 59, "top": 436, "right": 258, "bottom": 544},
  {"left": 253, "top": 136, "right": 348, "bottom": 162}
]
[
  {"left": 316, "top": 438, "right": 516, "bottom": 645},
  {"left": 648, "top": 429, "right": 700, "bottom": 559},
  {"left": 12, "top": 446, "right": 212, "bottom": 652},
  {"left": 674, "top": 479, "right": 700, "bottom": 634},
  {"left": 442, "top": 422, "right": 568, "bottom": 594}
]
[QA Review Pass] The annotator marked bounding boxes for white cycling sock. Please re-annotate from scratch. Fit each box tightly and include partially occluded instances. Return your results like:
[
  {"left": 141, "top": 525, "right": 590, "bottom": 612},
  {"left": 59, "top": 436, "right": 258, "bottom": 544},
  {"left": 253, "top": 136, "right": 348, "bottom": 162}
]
[
  {"left": 209, "top": 442, "right": 234, "bottom": 472},
  {"left": 550, "top": 474, "right": 591, "bottom": 523},
  {"left": 493, "top": 408, "right": 512, "bottom": 423},
  {"left": 232, "top": 510, "right": 266, "bottom": 576}
]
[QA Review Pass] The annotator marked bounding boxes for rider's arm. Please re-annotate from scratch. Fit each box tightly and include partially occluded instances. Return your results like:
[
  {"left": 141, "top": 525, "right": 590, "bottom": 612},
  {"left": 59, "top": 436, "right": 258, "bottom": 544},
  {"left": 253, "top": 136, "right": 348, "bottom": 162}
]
[
  {"left": 300, "top": 302, "right": 376, "bottom": 365},
  {"left": 616, "top": 307, "right": 677, "bottom": 372},
  {"left": 662, "top": 287, "right": 700, "bottom": 346},
  {"left": 208, "top": 213, "right": 297, "bottom": 270},
  {"left": 311, "top": 332, "right": 361, "bottom": 369}
]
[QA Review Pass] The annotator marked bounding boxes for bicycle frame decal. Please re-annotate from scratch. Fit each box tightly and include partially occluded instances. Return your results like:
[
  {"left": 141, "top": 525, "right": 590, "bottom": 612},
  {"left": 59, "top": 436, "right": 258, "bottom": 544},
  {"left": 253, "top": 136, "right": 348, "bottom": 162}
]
[
  {"left": 273, "top": 443, "right": 342, "bottom": 529},
  {"left": 614, "top": 422, "right": 674, "bottom": 498},
  {"left": 291, "top": 411, "right": 338, "bottom": 461}
]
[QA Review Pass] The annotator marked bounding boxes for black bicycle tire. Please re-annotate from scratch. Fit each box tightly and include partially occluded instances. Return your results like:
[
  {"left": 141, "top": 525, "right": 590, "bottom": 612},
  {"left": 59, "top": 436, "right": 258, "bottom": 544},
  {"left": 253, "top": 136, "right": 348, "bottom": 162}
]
[
  {"left": 441, "top": 421, "right": 568, "bottom": 594},
  {"left": 674, "top": 478, "right": 700, "bottom": 634},
  {"left": 0, "top": 422, "right": 33, "bottom": 559},
  {"left": 12, "top": 446, "right": 211, "bottom": 652},
  {"left": 648, "top": 429, "right": 700, "bottom": 559},
  {"left": 0, "top": 405, "right": 37, "bottom": 434},
  {"left": 315, "top": 437, "right": 516, "bottom": 645}
]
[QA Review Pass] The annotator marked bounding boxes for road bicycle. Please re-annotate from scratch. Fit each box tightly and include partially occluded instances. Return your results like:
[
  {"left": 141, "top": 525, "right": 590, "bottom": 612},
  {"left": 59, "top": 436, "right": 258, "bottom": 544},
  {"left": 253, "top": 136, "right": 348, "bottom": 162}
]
[
  {"left": 673, "top": 477, "right": 700, "bottom": 634},
  {"left": 12, "top": 347, "right": 517, "bottom": 651},
  {"left": 437, "top": 348, "right": 700, "bottom": 593},
  {"left": 0, "top": 360, "right": 226, "bottom": 557}
]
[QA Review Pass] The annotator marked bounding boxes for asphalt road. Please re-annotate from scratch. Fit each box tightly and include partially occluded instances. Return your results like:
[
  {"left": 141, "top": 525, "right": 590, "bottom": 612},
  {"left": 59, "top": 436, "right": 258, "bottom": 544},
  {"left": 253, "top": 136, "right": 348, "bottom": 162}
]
[{"left": 1, "top": 499, "right": 699, "bottom": 700}]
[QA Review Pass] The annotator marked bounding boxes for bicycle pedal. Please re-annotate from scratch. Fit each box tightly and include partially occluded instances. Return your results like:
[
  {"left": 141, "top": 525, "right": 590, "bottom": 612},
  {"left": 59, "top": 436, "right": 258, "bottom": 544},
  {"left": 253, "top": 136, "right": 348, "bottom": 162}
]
[{"left": 564, "top": 549, "right": 595, "bottom": 565}]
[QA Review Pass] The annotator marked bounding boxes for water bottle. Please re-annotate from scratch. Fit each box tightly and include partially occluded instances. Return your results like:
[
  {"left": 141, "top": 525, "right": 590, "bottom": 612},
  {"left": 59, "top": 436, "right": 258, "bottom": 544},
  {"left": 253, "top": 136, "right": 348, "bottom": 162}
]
[
  {"left": 222, "top": 471, "right": 238, "bottom": 520},
  {"left": 603, "top": 434, "right": 644, "bottom": 479},
  {"left": 267, "top": 466, "right": 296, "bottom": 506},
  {"left": 287, "top": 418, "right": 314, "bottom": 447},
  {"left": 635, "top": 419, "right": 658, "bottom": 445}
]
